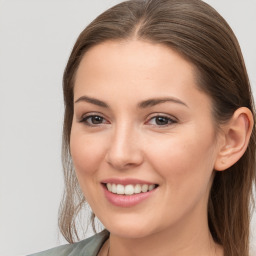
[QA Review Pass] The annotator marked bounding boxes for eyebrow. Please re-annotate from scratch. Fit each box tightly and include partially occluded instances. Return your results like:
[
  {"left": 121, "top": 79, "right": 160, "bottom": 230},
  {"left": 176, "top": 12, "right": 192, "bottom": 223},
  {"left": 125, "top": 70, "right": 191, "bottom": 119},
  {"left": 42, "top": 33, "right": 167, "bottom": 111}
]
[
  {"left": 138, "top": 97, "right": 188, "bottom": 108},
  {"left": 74, "top": 95, "right": 188, "bottom": 108},
  {"left": 75, "top": 96, "right": 109, "bottom": 108}
]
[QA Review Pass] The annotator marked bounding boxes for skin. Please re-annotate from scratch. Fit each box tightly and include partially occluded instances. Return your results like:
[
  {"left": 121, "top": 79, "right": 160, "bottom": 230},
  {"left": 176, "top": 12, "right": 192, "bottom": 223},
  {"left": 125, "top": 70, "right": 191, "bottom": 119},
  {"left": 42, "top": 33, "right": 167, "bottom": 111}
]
[{"left": 70, "top": 40, "right": 227, "bottom": 256}]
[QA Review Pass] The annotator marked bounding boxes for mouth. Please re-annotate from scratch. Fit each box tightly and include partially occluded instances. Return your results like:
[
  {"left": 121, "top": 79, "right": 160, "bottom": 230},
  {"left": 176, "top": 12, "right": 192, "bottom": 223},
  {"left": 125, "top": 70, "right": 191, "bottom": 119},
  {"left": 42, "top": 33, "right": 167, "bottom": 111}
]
[
  {"left": 102, "top": 183, "right": 159, "bottom": 195},
  {"left": 101, "top": 178, "right": 159, "bottom": 207}
]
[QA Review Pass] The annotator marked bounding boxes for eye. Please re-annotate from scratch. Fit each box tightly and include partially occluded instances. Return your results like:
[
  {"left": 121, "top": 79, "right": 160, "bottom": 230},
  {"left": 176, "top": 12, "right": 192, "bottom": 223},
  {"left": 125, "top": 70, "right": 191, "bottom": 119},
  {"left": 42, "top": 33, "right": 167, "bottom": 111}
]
[
  {"left": 146, "top": 115, "right": 177, "bottom": 126},
  {"left": 80, "top": 114, "right": 109, "bottom": 126}
]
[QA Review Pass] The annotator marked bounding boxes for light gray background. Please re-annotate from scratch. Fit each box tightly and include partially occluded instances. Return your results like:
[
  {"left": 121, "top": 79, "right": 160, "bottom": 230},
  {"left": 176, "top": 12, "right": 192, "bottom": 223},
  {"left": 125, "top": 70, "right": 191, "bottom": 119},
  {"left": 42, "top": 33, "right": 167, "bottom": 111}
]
[{"left": 0, "top": 1, "right": 255, "bottom": 255}]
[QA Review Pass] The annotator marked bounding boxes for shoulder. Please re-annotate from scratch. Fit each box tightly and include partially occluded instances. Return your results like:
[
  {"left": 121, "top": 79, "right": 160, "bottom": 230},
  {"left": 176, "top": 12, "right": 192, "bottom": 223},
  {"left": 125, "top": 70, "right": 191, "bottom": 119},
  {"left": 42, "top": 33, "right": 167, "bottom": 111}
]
[{"left": 28, "top": 230, "right": 109, "bottom": 256}]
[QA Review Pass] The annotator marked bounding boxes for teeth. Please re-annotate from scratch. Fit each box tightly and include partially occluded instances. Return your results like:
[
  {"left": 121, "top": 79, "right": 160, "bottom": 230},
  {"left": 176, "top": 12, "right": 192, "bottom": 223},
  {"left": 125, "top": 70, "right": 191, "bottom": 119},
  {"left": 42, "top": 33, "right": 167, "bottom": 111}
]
[
  {"left": 149, "top": 184, "right": 155, "bottom": 191},
  {"left": 134, "top": 184, "right": 142, "bottom": 194},
  {"left": 111, "top": 184, "right": 117, "bottom": 193},
  {"left": 141, "top": 184, "right": 148, "bottom": 192},
  {"left": 107, "top": 183, "right": 112, "bottom": 191},
  {"left": 124, "top": 184, "right": 134, "bottom": 195},
  {"left": 106, "top": 183, "right": 156, "bottom": 195},
  {"left": 116, "top": 184, "right": 125, "bottom": 195}
]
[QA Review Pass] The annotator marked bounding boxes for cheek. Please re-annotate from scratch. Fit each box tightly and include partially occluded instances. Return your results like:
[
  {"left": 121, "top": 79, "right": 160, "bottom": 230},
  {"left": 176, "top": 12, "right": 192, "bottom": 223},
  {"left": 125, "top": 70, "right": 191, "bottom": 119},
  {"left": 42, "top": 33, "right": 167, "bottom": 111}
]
[
  {"left": 147, "top": 131, "right": 216, "bottom": 191},
  {"left": 70, "top": 131, "right": 106, "bottom": 177},
  {"left": 147, "top": 133, "right": 217, "bottom": 223},
  {"left": 69, "top": 129, "right": 109, "bottom": 207}
]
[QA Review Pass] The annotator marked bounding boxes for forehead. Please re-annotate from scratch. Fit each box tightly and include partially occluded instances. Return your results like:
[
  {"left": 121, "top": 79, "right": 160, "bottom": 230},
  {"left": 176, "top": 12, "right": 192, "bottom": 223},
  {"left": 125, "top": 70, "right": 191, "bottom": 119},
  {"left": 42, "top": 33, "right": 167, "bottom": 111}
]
[
  {"left": 75, "top": 40, "right": 194, "bottom": 87},
  {"left": 74, "top": 40, "right": 211, "bottom": 112},
  {"left": 77, "top": 39, "right": 195, "bottom": 76}
]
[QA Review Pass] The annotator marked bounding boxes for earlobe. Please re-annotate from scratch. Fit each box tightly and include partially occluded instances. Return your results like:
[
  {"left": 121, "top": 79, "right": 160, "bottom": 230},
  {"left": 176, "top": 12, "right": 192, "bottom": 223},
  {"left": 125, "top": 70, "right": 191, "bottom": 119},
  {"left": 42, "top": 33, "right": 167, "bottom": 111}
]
[{"left": 214, "top": 107, "right": 254, "bottom": 171}]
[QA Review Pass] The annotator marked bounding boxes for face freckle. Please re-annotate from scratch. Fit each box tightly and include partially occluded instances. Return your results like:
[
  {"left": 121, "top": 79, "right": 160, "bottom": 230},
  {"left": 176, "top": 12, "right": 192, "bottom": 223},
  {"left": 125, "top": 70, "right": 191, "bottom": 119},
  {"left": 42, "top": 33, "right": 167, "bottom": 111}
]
[{"left": 70, "top": 39, "right": 220, "bottom": 239}]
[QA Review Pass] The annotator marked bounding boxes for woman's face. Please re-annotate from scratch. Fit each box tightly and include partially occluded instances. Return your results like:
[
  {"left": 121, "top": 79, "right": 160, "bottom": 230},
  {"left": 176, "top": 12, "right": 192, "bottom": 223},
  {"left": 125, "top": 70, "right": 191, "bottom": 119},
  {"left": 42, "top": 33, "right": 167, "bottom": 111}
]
[{"left": 70, "top": 40, "right": 221, "bottom": 238}]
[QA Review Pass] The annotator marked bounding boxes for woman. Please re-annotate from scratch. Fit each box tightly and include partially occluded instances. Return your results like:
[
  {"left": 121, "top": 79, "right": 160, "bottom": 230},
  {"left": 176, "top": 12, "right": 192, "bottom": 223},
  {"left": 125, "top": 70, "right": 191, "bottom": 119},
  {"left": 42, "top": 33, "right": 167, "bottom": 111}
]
[{"left": 30, "top": 0, "right": 256, "bottom": 255}]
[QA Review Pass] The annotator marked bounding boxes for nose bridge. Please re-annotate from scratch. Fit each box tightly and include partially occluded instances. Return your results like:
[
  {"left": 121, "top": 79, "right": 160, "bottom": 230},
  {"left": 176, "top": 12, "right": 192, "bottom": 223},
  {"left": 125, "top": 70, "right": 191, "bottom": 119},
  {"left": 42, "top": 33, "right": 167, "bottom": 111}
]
[{"left": 105, "top": 120, "right": 143, "bottom": 169}]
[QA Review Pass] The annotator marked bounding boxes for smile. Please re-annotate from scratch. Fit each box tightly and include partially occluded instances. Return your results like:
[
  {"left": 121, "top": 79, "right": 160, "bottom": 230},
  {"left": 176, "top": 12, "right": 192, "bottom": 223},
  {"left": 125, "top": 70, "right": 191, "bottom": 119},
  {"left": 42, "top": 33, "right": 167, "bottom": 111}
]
[
  {"left": 106, "top": 183, "right": 157, "bottom": 195},
  {"left": 102, "top": 181, "right": 158, "bottom": 207}
]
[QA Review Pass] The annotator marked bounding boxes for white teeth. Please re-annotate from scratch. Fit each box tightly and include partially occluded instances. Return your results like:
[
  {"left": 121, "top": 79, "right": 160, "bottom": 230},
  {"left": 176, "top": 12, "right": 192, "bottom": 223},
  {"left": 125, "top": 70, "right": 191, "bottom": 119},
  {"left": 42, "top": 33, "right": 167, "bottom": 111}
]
[
  {"left": 141, "top": 184, "right": 148, "bottom": 192},
  {"left": 107, "top": 183, "right": 112, "bottom": 191},
  {"left": 134, "top": 184, "right": 142, "bottom": 194},
  {"left": 111, "top": 184, "right": 117, "bottom": 193},
  {"left": 149, "top": 184, "right": 156, "bottom": 191},
  {"left": 124, "top": 185, "right": 134, "bottom": 195},
  {"left": 116, "top": 184, "right": 125, "bottom": 195},
  {"left": 106, "top": 183, "right": 157, "bottom": 195}
]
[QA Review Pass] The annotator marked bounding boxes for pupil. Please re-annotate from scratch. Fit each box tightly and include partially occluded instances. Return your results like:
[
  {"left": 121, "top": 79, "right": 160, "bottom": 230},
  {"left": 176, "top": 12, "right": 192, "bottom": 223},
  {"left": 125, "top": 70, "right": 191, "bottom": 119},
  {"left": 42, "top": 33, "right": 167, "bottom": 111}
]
[
  {"left": 92, "top": 116, "right": 103, "bottom": 124},
  {"left": 156, "top": 117, "right": 168, "bottom": 125}
]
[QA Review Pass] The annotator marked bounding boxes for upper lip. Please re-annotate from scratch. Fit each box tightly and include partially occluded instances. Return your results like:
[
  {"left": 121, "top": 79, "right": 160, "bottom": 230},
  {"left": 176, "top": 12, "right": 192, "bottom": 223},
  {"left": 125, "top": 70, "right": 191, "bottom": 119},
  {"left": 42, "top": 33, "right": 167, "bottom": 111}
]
[{"left": 101, "top": 178, "right": 157, "bottom": 186}]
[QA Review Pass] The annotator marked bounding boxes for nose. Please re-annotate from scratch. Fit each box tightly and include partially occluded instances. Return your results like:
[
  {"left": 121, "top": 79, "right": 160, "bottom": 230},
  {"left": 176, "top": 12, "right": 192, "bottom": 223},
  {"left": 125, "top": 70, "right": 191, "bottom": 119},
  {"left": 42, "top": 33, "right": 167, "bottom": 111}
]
[{"left": 105, "top": 124, "right": 144, "bottom": 170}]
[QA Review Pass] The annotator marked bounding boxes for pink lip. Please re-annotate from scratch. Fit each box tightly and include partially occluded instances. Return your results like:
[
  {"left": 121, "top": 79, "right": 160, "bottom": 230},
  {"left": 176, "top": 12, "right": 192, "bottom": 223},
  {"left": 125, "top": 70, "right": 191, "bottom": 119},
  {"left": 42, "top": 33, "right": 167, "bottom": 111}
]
[{"left": 101, "top": 181, "right": 158, "bottom": 208}]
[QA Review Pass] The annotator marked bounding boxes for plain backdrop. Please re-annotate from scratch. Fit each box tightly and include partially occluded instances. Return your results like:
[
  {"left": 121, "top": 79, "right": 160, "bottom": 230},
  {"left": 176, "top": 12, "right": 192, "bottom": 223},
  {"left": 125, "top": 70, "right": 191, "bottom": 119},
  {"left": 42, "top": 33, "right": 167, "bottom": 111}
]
[{"left": 0, "top": 1, "right": 255, "bottom": 255}]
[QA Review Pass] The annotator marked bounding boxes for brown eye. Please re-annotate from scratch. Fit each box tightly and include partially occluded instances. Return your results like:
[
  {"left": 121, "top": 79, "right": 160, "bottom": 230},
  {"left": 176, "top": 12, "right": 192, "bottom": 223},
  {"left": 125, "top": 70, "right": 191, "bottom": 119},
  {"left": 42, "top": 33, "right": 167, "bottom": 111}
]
[
  {"left": 155, "top": 116, "right": 170, "bottom": 125},
  {"left": 89, "top": 116, "right": 104, "bottom": 124},
  {"left": 147, "top": 115, "right": 177, "bottom": 126},
  {"left": 80, "top": 115, "right": 108, "bottom": 126}
]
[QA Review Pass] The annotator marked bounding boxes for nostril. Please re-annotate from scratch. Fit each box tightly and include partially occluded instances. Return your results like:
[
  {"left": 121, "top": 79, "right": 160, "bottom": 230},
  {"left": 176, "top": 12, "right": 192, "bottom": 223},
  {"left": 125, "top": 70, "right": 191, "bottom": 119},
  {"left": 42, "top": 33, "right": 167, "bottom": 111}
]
[
  {"left": 104, "top": 138, "right": 144, "bottom": 170},
  {"left": 105, "top": 153, "right": 144, "bottom": 170}
]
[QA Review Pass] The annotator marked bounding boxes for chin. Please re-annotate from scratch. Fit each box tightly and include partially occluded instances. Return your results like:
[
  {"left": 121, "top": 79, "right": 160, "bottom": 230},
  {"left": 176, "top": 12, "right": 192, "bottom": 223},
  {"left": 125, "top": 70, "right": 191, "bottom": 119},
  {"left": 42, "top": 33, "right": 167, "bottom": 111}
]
[
  {"left": 108, "top": 226, "right": 154, "bottom": 239},
  {"left": 101, "top": 215, "right": 160, "bottom": 239}
]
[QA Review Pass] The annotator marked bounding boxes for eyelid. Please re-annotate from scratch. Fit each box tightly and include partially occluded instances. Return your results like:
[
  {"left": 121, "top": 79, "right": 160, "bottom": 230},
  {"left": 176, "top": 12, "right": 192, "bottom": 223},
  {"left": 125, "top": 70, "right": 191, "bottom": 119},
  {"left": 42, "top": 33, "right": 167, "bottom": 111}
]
[
  {"left": 79, "top": 112, "right": 110, "bottom": 126},
  {"left": 77, "top": 112, "right": 178, "bottom": 127},
  {"left": 145, "top": 113, "right": 178, "bottom": 126}
]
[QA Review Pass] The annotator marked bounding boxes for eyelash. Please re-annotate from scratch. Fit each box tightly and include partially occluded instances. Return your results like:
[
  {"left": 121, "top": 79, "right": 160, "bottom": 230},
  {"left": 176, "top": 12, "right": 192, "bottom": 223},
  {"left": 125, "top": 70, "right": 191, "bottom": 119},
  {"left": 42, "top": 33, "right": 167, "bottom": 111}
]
[
  {"left": 146, "top": 115, "right": 178, "bottom": 127},
  {"left": 79, "top": 113, "right": 109, "bottom": 126},
  {"left": 79, "top": 113, "right": 178, "bottom": 127}
]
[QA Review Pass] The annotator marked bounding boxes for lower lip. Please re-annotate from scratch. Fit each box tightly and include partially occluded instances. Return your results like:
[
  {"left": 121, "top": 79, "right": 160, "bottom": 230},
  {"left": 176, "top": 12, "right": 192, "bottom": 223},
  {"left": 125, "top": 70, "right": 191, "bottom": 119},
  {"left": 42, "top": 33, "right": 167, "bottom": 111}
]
[{"left": 102, "top": 184, "right": 157, "bottom": 207}]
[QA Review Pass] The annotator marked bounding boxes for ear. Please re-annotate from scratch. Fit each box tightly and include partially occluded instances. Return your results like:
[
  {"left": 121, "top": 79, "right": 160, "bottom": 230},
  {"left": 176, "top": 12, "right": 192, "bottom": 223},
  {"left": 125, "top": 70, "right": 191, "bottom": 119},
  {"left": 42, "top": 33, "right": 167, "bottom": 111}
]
[{"left": 214, "top": 107, "right": 254, "bottom": 171}]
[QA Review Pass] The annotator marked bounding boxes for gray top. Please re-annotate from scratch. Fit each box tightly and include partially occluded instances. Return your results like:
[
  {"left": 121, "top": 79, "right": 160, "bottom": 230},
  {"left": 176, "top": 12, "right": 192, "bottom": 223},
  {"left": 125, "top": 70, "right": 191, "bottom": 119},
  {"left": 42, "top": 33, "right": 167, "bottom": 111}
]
[{"left": 28, "top": 230, "right": 109, "bottom": 256}]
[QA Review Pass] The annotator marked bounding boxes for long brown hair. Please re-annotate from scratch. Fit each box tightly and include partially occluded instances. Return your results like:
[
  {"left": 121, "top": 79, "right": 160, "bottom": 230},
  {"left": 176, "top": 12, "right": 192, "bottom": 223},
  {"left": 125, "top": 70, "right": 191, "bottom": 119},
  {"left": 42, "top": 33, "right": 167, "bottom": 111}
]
[{"left": 59, "top": 0, "right": 256, "bottom": 255}]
